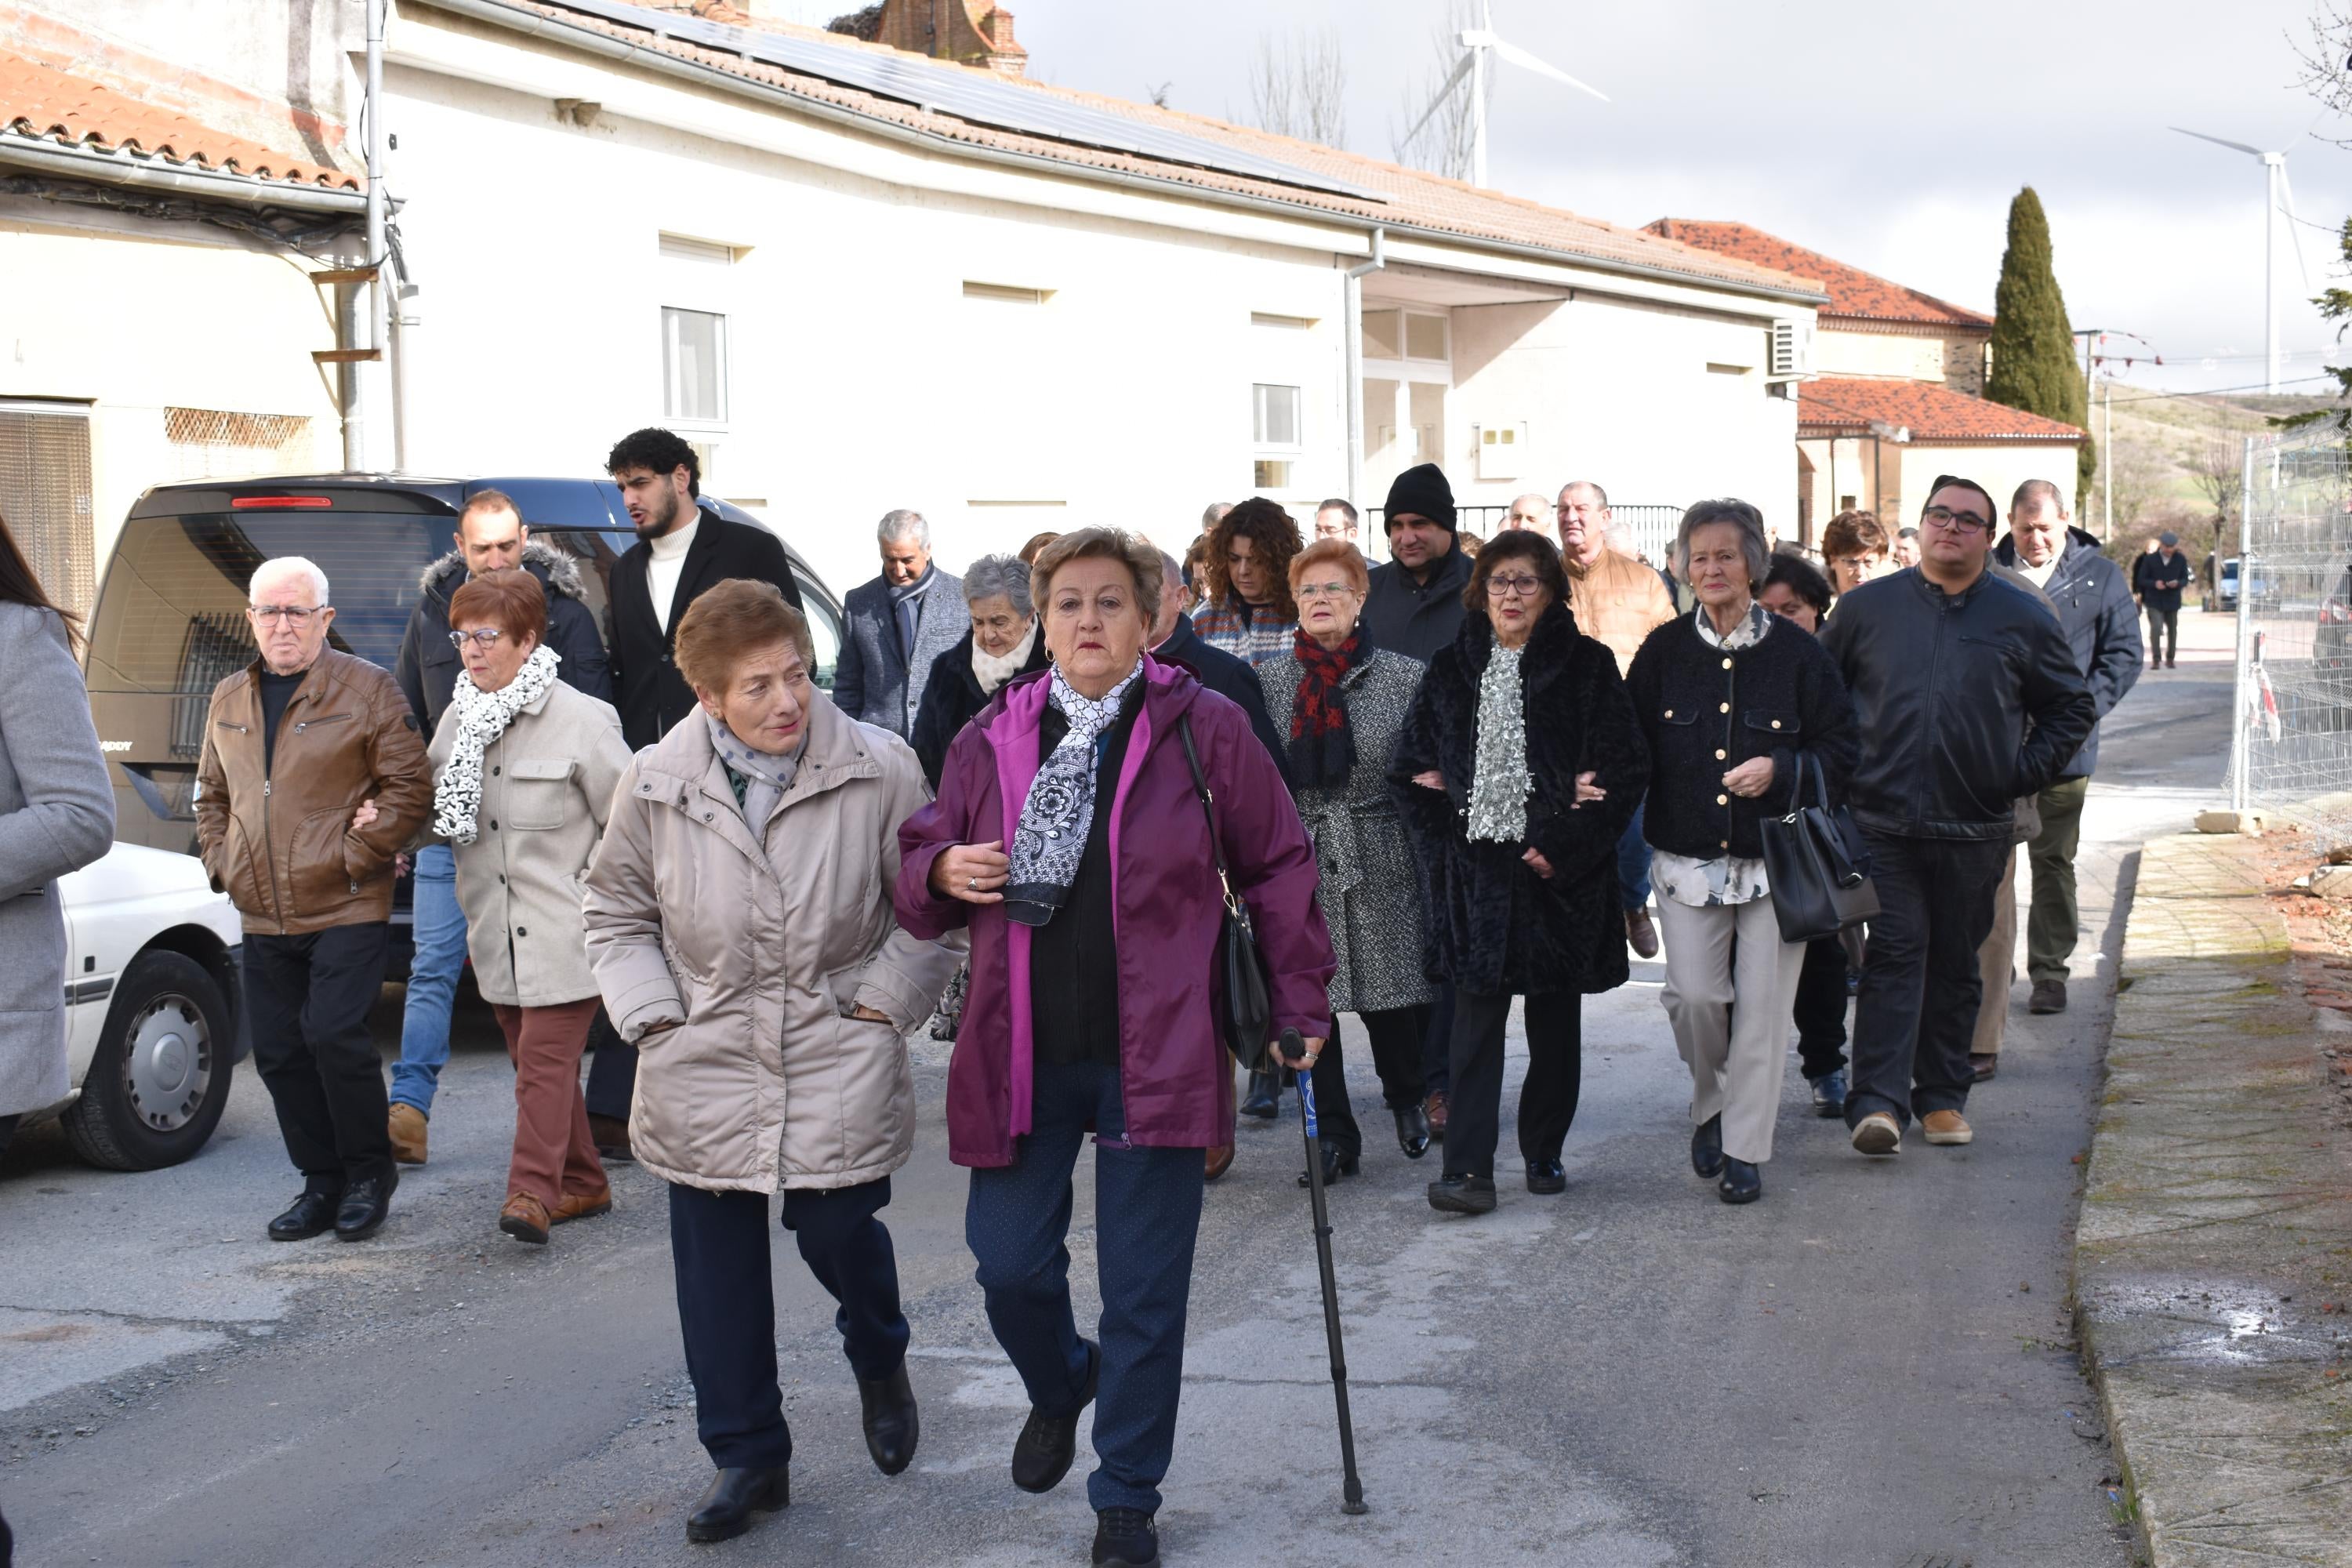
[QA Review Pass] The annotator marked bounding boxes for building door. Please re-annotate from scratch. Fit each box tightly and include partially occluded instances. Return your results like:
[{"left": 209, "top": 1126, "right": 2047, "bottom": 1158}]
[{"left": 0, "top": 401, "right": 96, "bottom": 619}]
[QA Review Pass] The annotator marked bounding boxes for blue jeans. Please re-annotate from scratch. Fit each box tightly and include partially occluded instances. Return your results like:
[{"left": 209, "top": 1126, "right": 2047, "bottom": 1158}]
[
  {"left": 967, "top": 1060, "right": 1206, "bottom": 1514},
  {"left": 390, "top": 843, "right": 466, "bottom": 1114},
  {"left": 1617, "top": 800, "right": 1652, "bottom": 912}
]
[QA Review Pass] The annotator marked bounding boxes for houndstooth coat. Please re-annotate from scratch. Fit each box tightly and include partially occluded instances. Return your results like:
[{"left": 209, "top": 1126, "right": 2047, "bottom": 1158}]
[{"left": 1258, "top": 647, "right": 1432, "bottom": 1014}]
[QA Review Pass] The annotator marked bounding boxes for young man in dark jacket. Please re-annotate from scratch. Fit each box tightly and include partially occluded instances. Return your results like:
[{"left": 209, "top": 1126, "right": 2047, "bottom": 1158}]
[
  {"left": 385, "top": 492, "right": 613, "bottom": 1163},
  {"left": 1820, "top": 477, "right": 2096, "bottom": 1156},
  {"left": 1360, "top": 463, "right": 1472, "bottom": 663},
  {"left": 1991, "top": 481, "right": 2143, "bottom": 1017}
]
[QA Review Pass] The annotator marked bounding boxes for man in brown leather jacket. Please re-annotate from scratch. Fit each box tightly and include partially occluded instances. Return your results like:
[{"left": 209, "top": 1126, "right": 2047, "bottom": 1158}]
[{"left": 197, "top": 557, "right": 431, "bottom": 1243}]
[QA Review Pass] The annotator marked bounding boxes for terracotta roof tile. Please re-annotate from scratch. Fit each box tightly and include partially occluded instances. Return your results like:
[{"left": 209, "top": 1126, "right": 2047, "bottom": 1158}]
[
  {"left": 0, "top": 48, "right": 359, "bottom": 191},
  {"left": 495, "top": 0, "right": 1824, "bottom": 302},
  {"left": 1798, "top": 378, "right": 2082, "bottom": 443},
  {"left": 1644, "top": 219, "right": 1988, "bottom": 328}
]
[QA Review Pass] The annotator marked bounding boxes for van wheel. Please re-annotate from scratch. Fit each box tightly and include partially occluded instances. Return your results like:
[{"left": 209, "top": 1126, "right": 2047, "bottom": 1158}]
[{"left": 62, "top": 951, "right": 234, "bottom": 1171}]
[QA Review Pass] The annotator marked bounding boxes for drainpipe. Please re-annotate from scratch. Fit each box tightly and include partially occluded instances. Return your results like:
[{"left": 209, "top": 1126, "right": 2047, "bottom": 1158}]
[
  {"left": 1344, "top": 227, "right": 1386, "bottom": 522},
  {"left": 356, "top": 0, "right": 387, "bottom": 470}
]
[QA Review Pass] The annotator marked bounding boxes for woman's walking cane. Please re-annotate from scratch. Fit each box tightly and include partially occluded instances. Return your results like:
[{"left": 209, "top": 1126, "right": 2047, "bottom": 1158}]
[{"left": 1285, "top": 1027, "right": 1369, "bottom": 1515}]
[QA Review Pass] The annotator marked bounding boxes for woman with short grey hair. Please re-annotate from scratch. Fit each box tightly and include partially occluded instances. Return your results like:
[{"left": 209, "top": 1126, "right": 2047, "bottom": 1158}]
[
  {"left": 912, "top": 552, "right": 1049, "bottom": 789},
  {"left": 1625, "top": 499, "right": 1857, "bottom": 1205}
]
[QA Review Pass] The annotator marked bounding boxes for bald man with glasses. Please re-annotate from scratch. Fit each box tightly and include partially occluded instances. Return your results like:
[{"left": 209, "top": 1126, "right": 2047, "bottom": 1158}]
[{"left": 1818, "top": 478, "right": 2094, "bottom": 1159}]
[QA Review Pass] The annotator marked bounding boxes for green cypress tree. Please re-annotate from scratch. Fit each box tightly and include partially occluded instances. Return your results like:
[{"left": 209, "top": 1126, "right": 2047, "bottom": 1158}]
[{"left": 1986, "top": 186, "right": 2095, "bottom": 506}]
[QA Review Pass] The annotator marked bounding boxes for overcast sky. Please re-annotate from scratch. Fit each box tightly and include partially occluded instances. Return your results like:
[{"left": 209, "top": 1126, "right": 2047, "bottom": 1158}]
[{"left": 770, "top": 0, "right": 2352, "bottom": 404}]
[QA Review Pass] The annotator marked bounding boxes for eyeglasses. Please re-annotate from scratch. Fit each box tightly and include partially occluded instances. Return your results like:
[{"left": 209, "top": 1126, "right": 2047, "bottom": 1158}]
[
  {"left": 1920, "top": 506, "right": 1990, "bottom": 535},
  {"left": 1485, "top": 574, "right": 1544, "bottom": 598},
  {"left": 448, "top": 628, "right": 507, "bottom": 649},
  {"left": 249, "top": 604, "right": 325, "bottom": 624},
  {"left": 1295, "top": 581, "right": 1359, "bottom": 601}
]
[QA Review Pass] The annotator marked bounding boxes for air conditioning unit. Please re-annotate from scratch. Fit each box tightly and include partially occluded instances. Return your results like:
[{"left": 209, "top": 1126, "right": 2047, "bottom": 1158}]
[
  {"left": 1767, "top": 319, "right": 1813, "bottom": 381},
  {"left": 1474, "top": 421, "right": 1526, "bottom": 481}
]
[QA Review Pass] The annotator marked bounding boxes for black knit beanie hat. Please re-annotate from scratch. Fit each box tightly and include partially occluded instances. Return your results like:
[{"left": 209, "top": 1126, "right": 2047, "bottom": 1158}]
[{"left": 1382, "top": 463, "right": 1456, "bottom": 535}]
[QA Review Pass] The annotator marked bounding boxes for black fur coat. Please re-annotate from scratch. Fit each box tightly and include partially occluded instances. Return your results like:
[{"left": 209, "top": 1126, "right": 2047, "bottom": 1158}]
[{"left": 1388, "top": 601, "right": 1650, "bottom": 997}]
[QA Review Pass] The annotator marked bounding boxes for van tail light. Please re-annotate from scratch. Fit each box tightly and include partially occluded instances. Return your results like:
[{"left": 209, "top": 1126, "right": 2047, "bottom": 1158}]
[
  {"left": 2323, "top": 597, "right": 2352, "bottom": 625},
  {"left": 230, "top": 495, "right": 333, "bottom": 509}
]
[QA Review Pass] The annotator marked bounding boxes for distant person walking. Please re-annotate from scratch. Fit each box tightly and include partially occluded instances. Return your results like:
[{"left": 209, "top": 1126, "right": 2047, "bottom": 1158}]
[
  {"left": 196, "top": 557, "right": 432, "bottom": 1242},
  {"left": 2137, "top": 531, "right": 2189, "bottom": 669},
  {"left": 1192, "top": 497, "right": 1301, "bottom": 666},
  {"left": 837, "top": 509, "right": 966, "bottom": 739},
  {"left": 1820, "top": 478, "right": 2094, "bottom": 1156},
  {"left": 0, "top": 510, "right": 114, "bottom": 1167}
]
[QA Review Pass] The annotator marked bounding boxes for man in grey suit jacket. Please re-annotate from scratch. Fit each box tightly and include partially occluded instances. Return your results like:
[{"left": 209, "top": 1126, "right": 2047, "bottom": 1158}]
[{"left": 833, "top": 509, "right": 964, "bottom": 739}]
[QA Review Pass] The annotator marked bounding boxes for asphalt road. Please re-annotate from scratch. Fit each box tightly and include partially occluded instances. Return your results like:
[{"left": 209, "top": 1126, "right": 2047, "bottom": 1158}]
[{"left": 1, "top": 613, "right": 2235, "bottom": 1568}]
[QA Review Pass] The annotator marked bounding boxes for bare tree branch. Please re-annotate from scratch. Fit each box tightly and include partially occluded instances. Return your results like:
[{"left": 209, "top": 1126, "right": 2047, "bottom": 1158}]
[
  {"left": 2188, "top": 426, "right": 2248, "bottom": 529},
  {"left": 1390, "top": 0, "right": 1483, "bottom": 180},
  {"left": 1245, "top": 29, "right": 1347, "bottom": 147}
]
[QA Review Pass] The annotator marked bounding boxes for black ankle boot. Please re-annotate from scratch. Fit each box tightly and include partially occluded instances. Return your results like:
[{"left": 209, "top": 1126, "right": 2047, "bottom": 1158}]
[
  {"left": 858, "top": 1363, "right": 919, "bottom": 1475},
  {"left": 685, "top": 1465, "right": 789, "bottom": 1543},
  {"left": 1690, "top": 1114, "right": 1724, "bottom": 1179},
  {"left": 1240, "top": 1069, "right": 1280, "bottom": 1119},
  {"left": 1393, "top": 1102, "right": 1432, "bottom": 1159}
]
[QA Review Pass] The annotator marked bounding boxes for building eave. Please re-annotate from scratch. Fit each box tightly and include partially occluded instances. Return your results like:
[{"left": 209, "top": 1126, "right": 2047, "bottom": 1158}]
[{"left": 0, "top": 132, "right": 368, "bottom": 216}]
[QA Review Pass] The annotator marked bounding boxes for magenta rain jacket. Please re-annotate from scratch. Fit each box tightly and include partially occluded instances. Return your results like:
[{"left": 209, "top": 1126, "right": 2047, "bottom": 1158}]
[{"left": 895, "top": 655, "right": 1334, "bottom": 1168}]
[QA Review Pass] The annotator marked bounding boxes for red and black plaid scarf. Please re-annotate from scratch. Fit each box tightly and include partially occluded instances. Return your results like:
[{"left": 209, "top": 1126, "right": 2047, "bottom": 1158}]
[{"left": 1288, "top": 627, "right": 1362, "bottom": 790}]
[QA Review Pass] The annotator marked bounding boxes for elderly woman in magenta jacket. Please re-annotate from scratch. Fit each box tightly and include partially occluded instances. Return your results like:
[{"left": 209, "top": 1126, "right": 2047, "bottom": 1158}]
[{"left": 895, "top": 527, "right": 1333, "bottom": 1568}]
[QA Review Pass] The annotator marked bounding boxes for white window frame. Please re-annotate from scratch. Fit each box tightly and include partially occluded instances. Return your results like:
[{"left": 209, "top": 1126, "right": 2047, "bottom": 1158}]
[{"left": 1361, "top": 307, "right": 1452, "bottom": 385}]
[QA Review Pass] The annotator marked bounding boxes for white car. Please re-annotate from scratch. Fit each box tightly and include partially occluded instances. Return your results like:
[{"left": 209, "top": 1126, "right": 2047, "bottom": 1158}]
[{"left": 20, "top": 842, "right": 245, "bottom": 1170}]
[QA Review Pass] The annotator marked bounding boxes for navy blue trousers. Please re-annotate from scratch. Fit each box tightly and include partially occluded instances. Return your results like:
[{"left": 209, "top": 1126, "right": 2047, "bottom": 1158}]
[
  {"left": 967, "top": 1060, "right": 1206, "bottom": 1513},
  {"left": 667, "top": 1176, "right": 909, "bottom": 1471}
]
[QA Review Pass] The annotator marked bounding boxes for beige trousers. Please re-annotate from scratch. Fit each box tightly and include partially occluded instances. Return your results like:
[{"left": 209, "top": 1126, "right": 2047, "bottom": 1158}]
[
  {"left": 1970, "top": 847, "right": 2020, "bottom": 1057},
  {"left": 1656, "top": 895, "right": 1805, "bottom": 1164}
]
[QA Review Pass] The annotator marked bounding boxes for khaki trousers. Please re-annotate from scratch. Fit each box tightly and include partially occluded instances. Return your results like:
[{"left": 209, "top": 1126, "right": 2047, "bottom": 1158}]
[
  {"left": 1969, "top": 848, "right": 2020, "bottom": 1056},
  {"left": 1656, "top": 895, "right": 1804, "bottom": 1164}
]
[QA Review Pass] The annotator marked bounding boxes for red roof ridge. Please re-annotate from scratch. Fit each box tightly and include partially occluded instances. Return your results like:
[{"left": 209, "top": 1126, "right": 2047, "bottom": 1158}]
[
  {"left": 1798, "top": 377, "right": 2081, "bottom": 442},
  {"left": 1644, "top": 217, "right": 1989, "bottom": 328}
]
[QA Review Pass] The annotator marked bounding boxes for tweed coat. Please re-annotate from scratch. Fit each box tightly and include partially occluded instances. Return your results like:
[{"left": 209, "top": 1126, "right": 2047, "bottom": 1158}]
[
  {"left": 1258, "top": 645, "right": 1432, "bottom": 1013},
  {"left": 833, "top": 567, "right": 966, "bottom": 739},
  {"left": 0, "top": 604, "right": 114, "bottom": 1116}
]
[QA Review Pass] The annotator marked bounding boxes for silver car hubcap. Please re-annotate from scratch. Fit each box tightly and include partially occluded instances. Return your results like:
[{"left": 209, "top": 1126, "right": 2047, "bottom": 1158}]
[{"left": 121, "top": 993, "right": 213, "bottom": 1132}]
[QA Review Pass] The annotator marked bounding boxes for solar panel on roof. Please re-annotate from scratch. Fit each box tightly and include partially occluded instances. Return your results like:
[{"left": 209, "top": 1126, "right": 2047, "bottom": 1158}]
[{"left": 539, "top": 0, "right": 1387, "bottom": 204}]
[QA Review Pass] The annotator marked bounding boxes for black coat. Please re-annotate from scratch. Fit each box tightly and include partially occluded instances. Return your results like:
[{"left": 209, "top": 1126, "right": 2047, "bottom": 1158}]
[
  {"left": 607, "top": 511, "right": 802, "bottom": 751},
  {"left": 1992, "top": 527, "right": 2143, "bottom": 779},
  {"left": 909, "top": 627, "right": 1051, "bottom": 788},
  {"left": 393, "top": 543, "right": 612, "bottom": 732},
  {"left": 1361, "top": 547, "right": 1472, "bottom": 664},
  {"left": 2136, "top": 548, "right": 2190, "bottom": 608},
  {"left": 1389, "top": 602, "right": 1649, "bottom": 997},
  {"left": 1820, "top": 567, "right": 2096, "bottom": 840},
  {"left": 1624, "top": 609, "right": 1857, "bottom": 862},
  {"left": 1153, "top": 612, "right": 1291, "bottom": 787}
]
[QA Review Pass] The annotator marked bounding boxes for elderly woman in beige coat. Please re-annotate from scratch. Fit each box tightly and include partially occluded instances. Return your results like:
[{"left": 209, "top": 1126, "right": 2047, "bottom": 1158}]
[{"left": 584, "top": 578, "right": 963, "bottom": 1548}]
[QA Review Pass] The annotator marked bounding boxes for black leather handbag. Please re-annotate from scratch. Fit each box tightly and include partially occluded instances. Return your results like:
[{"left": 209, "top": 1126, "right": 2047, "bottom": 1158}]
[
  {"left": 1759, "top": 751, "right": 1878, "bottom": 947},
  {"left": 1177, "top": 715, "right": 1276, "bottom": 1073}
]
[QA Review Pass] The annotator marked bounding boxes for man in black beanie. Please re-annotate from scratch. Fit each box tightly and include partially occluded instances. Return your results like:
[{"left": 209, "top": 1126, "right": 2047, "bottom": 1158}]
[{"left": 1361, "top": 462, "right": 1471, "bottom": 663}]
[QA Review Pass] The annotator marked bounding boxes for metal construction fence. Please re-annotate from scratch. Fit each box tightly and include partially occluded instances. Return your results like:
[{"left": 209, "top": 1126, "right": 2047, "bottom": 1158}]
[{"left": 2234, "top": 427, "right": 2352, "bottom": 846}]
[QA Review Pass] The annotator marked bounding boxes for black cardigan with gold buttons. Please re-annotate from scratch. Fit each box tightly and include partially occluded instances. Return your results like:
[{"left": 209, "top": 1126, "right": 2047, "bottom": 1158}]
[{"left": 1624, "top": 609, "right": 1858, "bottom": 861}]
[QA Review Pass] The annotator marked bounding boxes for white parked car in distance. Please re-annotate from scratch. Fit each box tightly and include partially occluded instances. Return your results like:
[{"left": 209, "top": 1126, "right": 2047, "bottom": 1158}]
[{"left": 20, "top": 842, "right": 245, "bottom": 1170}]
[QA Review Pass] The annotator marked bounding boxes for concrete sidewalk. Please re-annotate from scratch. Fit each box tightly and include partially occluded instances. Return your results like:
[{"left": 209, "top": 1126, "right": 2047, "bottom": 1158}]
[{"left": 2078, "top": 831, "right": 2352, "bottom": 1566}]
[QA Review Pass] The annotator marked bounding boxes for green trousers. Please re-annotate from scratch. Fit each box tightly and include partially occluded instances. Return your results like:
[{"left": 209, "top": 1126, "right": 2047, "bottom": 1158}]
[{"left": 2026, "top": 776, "right": 2091, "bottom": 982}]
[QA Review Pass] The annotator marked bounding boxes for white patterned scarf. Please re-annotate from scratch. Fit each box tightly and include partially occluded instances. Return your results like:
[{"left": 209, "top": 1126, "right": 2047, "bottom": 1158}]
[
  {"left": 1004, "top": 659, "right": 1143, "bottom": 927},
  {"left": 1465, "top": 642, "right": 1530, "bottom": 844},
  {"left": 432, "top": 643, "right": 561, "bottom": 845},
  {"left": 969, "top": 619, "right": 1038, "bottom": 697},
  {"left": 706, "top": 710, "right": 800, "bottom": 833}
]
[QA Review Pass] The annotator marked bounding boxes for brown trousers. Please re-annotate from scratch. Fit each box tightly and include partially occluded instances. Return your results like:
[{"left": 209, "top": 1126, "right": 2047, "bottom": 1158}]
[{"left": 492, "top": 998, "right": 607, "bottom": 1207}]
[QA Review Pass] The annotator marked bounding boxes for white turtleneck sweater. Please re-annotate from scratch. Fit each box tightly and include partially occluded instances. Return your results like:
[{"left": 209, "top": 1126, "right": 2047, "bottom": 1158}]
[{"left": 646, "top": 515, "right": 701, "bottom": 632}]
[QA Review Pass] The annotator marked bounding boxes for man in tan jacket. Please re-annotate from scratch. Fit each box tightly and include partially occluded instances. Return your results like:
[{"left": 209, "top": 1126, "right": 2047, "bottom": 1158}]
[
  {"left": 196, "top": 557, "right": 430, "bottom": 1243},
  {"left": 1559, "top": 481, "right": 1676, "bottom": 958}
]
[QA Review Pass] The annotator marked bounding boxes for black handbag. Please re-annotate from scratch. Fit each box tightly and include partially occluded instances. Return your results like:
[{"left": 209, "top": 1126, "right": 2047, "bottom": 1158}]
[
  {"left": 1177, "top": 714, "right": 1276, "bottom": 1073},
  {"left": 1758, "top": 751, "right": 1878, "bottom": 946}
]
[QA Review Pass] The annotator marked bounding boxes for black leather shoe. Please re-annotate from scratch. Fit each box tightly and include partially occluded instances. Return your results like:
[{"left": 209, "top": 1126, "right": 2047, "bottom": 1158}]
[
  {"left": 1240, "top": 1070, "right": 1280, "bottom": 1120},
  {"left": 1297, "top": 1140, "right": 1360, "bottom": 1188},
  {"left": 1011, "top": 1339, "right": 1098, "bottom": 1494},
  {"left": 1809, "top": 1070, "right": 1848, "bottom": 1118},
  {"left": 267, "top": 1185, "right": 342, "bottom": 1242},
  {"left": 1092, "top": 1506, "right": 1160, "bottom": 1566},
  {"left": 1525, "top": 1158, "right": 1566, "bottom": 1194},
  {"left": 685, "top": 1465, "right": 788, "bottom": 1544},
  {"left": 1392, "top": 1103, "right": 1431, "bottom": 1159},
  {"left": 858, "top": 1363, "right": 919, "bottom": 1476},
  {"left": 1690, "top": 1114, "right": 1724, "bottom": 1179},
  {"left": 334, "top": 1169, "right": 397, "bottom": 1241},
  {"left": 1426, "top": 1174, "right": 1497, "bottom": 1214},
  {"left": 1718, "top": 1156, "right": 1762, "bottom": 1204}
]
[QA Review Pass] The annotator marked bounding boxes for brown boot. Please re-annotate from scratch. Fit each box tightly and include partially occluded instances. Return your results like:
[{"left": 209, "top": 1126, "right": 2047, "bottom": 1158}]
[
  {"left": 1203, "top": 1144, "right": 1235, "bottom": 1181},
  {"left": 550, "top": 1184, "right": 613, "bottom": 1225},
  {"left": 1624, "top": 906, "right": 1661, "bottom": 960},
  {"left": 1423, "top": 1088, "right": 1450, "bottom": 1140},
  {"left": 499, "top": 1192, "right": 553, "bottom": 1244},
  {"left": 387, "top": 1103, "right": 428, "bottom": 1166},
  {"left": 1921, "top": 1109, "right": 1974, "bottom": 1145},
  {"left": 1969, "top": 1052, "right": 1998, "bottom": 1082}
]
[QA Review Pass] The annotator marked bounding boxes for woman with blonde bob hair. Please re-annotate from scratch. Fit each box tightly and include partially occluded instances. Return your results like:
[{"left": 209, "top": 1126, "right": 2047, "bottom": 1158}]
[
  {"left": 584, "top": 578, "right": 964, "bottom": 1546},
  {"left": 896, "top": 527, "right": 1333, "bottom": 1566}
]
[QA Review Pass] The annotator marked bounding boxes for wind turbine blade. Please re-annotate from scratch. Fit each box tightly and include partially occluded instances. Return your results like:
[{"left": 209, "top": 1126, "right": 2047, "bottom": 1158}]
[
  {"left": 1490, "top": 34, "right": 1610, "bottom": 102},
  {"left": 1403, "top": 51, "right": 1476, "bottom": 145},
  {"left": 2278, "top": 162, "right": 2314, "bottom": 291},
  {"left": 2169, "top": 125, "right": 2264, "bottom": 157}
]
